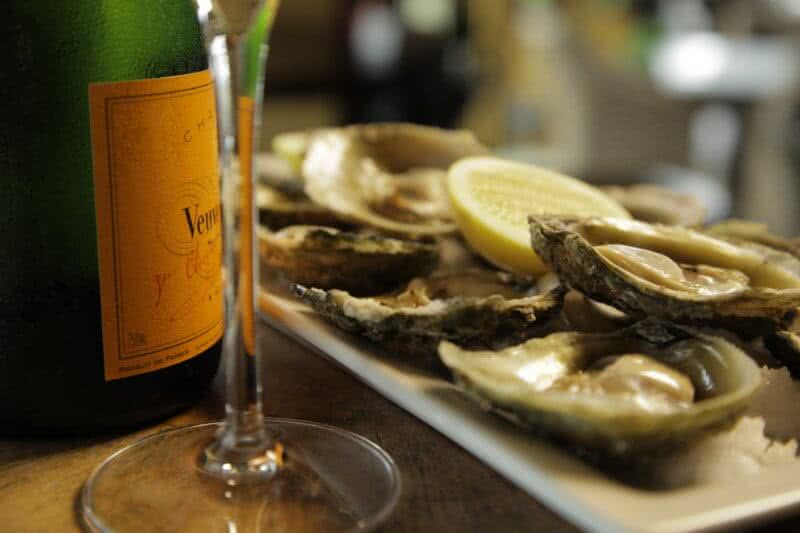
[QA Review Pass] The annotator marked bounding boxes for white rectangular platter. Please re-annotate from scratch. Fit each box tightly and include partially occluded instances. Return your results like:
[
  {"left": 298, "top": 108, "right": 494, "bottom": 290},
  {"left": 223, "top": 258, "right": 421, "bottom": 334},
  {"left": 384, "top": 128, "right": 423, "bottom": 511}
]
[{"left": 259, "top": 292, "right": 800, "bottom": 533}]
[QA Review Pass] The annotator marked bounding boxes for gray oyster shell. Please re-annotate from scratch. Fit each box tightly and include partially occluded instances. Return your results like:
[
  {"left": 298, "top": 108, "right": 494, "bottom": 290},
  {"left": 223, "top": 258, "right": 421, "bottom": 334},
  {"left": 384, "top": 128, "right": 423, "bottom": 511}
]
[
  {"left": 439, "top": 320, "right": 761, "bottom": 454},
  {"left": 259, "top": 225, "right": 439, "bottom": 295},
  {"left": 764, "top": 321, "right": 800, "bottom": 377},
  {"left": 292, "top": 269, "right": 565, "bottom": 353},
  {"left": 600, "top": 184, "right": 705, "bottom": 227},
  {"left": 256, "top": 152, "right": 306, "bottom": 198},
  {"left": 272, "top": 130, "right": 311, "bottom": 174},
  {"left": 559, "top": 291, "right": 635, "bottom": 334},
  {"left": 528, "top": 216, "right": 800, "bottom": 337},
  {"left": 257, "top": 184, "right": 354, "bottom": 231},
  {"left": 302, "top": 123, "right": 488, "bottom": 236},
  {"left": 706, "top": 219, "right": 800, "bottom": 260}
]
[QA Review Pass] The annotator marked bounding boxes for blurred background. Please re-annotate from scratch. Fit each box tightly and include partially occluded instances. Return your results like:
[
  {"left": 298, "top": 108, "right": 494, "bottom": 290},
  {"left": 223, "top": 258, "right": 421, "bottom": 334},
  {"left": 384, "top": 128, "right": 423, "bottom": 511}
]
[{"left": 261, "top": 0, "right": 800, "bottom": 236}]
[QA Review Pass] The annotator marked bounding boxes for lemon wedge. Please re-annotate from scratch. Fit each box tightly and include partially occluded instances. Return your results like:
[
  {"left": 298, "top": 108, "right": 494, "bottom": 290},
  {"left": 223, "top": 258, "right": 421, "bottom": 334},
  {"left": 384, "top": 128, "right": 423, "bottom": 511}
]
[{"left": 447, "top": 157, "right": 631, "bottom": 275}]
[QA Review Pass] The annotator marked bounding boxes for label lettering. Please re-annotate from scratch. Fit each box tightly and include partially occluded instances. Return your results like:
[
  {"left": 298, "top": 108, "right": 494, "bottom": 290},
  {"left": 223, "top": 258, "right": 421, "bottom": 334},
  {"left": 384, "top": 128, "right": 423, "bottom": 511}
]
[{"left": 183, "top": 203, "right": 220, "bottom": 239}]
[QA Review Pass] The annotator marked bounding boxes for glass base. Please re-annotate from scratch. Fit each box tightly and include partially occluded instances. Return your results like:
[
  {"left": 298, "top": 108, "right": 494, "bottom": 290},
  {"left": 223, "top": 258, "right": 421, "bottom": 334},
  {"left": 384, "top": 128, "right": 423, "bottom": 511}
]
[{"left": 81, "top": 418, "right": 401, "bottom": 532}]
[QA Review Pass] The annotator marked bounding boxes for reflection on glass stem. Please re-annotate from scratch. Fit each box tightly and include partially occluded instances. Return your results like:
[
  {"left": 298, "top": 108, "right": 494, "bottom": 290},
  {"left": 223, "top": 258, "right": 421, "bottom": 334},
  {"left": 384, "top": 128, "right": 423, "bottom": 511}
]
[{"left": 201, "top": 0, "right": 282, "bottom": 481}]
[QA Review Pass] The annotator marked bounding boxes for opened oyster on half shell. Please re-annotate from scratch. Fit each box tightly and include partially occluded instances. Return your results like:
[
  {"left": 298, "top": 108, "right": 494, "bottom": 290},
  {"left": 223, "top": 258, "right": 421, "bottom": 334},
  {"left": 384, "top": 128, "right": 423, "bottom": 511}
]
[
  {"left": 706, "top": 219, "right": 800, "bottom": 259},
  {"left": 257, "top": 184, "right": 354, "bottom": 231},
  {"left": 292, "top": 269, "right": 565, "bottom": 354},
  {"left": 764, "top": 317, "right": 800, "bottom": 377},
  {"left": 599, "top": 184, "right": 705, "bottom": 227},
  {"left": 259, "top": 225, "right": 439, "bottom": 295},
  {"left": 439, "top": 320, "right": 761, "bottom": 454},
  {"left": 529, "top": 216, "right": 800, "bottom": 337},
  {"left": 559, "top": 291, "right": 635, "bottom": 334},
  {"left": 302, "top": 123, "right": 488, "bottom": 236},
  {"left": 256, "top": 152, "right": 307, "bottom": 198},
  {"left": 272, "top": 130, "right": 311, "bottom": 174}
]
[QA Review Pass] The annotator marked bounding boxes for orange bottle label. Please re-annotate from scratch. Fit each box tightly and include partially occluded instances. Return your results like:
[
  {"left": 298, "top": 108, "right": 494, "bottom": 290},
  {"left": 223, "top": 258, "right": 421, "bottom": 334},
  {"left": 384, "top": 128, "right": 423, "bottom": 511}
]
[
  {"left": 238, "top": 96, "right": 256, "bottom": 356},
  {"left": 89, "top": 70, "right": 224, "bottom": 381}
]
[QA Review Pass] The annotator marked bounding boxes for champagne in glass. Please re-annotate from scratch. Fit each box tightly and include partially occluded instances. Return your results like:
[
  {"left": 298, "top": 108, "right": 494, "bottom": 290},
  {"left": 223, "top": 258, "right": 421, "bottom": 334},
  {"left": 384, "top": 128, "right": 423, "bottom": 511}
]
[{"left": 81, "top": 2, "right": 401, "bottom": 531}]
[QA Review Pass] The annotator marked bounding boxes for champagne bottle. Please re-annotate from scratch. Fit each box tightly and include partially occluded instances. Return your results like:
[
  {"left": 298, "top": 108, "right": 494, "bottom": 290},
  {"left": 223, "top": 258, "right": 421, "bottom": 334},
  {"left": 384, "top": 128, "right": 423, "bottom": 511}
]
[{"left": 0, "top": 1, "right": 223, "bottom": 433}]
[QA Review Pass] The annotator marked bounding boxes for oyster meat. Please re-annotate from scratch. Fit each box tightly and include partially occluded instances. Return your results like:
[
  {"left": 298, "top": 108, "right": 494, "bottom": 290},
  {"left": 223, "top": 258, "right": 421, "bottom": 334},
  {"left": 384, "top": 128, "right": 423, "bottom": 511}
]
[
  {"left": 528, "top": 216, "right": 800, "bottom": 336},
  {"left": 439, "top": 320, "right": 761, "bottom": 454},
  {"left": 600, "top": 184, "right": 705, "bottom": 227},
  {"left": 302, "top": 123, "right": 488, "bottom": 235},
  {"left": 259, "top": 225, "right": 439, "bottom": 295},
  {"left": 291, "top": 269, "right": 565, "bottom": 353}
]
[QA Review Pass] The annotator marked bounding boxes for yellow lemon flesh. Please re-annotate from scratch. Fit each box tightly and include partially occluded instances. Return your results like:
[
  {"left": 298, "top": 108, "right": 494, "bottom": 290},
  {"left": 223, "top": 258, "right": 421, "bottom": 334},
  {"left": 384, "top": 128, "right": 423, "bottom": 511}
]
[{"left": 447, "top": 157, "right": 631, "bottom": 275}]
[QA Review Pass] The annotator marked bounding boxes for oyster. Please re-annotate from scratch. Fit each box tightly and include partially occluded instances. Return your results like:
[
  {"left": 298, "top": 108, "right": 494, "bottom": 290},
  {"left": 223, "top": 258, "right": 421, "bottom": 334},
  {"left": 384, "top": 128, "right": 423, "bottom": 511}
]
[
  {"left": 765, "top": 331, "right": 800, "bottom": 376},
  {"left": 528, "top": 216, "right": 800, "bottom": 336},
  {"left": 706, "top": 219, "right": 800, "bottom": 259},
  {"left": 436, "top": 234, "right": 491, "bottom": 271},
  {"left": 256, "top": 153, "right": 306, "bottom": 198},
  {"left": 560, "top": 291, "right": 634, "bottom": 334},
  {"left": 600, "top": 184, "right": 705, "bottom": 227},
  {"left": 257, "top": 184, "right": 353, "bottom": 230},
  {"left": 302, "top": 123, "right": 488, "bottom": 235},
  {"left": 272, "top": 130, "right": 311, "bottom": 173},
  {"left": 291, "top": 269, "right": 565, "bottom": 353},
  {"left": 259, "top": 225, "right": 439, "bottom": 295},
  {"left": 439, "top": 320, "right": 761, "bottom": 454},
  {"left": 764, "top": 317, "right": 800, "bottom": 377}
]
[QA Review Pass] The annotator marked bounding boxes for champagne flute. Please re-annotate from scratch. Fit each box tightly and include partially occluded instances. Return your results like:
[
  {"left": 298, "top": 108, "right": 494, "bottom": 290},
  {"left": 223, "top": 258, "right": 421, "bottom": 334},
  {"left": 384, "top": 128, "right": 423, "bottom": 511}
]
[{"left": 80, "top": 2, "right": 401, "bottom": 531}]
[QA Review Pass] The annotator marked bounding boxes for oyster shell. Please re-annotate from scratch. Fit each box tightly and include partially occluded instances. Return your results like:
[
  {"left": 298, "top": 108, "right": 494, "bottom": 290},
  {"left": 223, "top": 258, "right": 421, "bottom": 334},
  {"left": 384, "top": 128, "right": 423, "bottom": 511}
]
[
  {"left": 765, "top": 330, "right": 800, "bottom": 376},
  {"left": 436, "top": 234, "right": 491, "bottom": 271},
  {"left": 439, "top": 320, "right": 761, "bottom": 454},
  {"left": 256, "top": 153, "right": 306, "bottom": 198},
  {"left": 600, "top": 184, "right": 705, "bottom": 227},
  {"left": 764, "top": 316, "right": 800, "bottom": 377},
  {"left": 706, "top": 219, "right": 800, "bottom": 259},
  {"left": 272, "top": 130, "right": 311, "bottom": 173},
  {"left": 528, "top": 216, "right": 800, "bottom": 336},
  {"left": 257, "top": 184, "right": 354, "bottom": 230},
  {"left": 302, "top": 123, "right": 488, "bottom": 235},
  {"left": 560, "top": 291, "right": 634, "bottom": 334},
  {"left": 259, "top": 225, "right": 439, "bottom": 295},
  {"left": 291, "top": 269, "right": 565, "bottom": 353}
]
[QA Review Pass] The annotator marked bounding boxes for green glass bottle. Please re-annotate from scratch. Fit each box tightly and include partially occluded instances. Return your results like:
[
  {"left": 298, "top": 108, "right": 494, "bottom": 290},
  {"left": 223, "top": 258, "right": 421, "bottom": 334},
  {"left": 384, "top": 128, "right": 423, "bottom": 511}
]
[{"left": 0, "top": 0, "right": 222, "bottom": 434}]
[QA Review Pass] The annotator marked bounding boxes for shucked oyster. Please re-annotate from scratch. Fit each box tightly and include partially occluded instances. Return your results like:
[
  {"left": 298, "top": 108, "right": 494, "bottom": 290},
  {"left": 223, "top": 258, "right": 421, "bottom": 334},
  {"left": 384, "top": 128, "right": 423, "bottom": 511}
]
[
  {"left": 256, "top": 152, "right": 306, "bottom": 198},
  {"left": 765, "top": 330, "right": 800, "bottom": 376},
  {"left": 272, "top": 130, "right": 312, "bottom": 174},
  {"left": 292, "top": 269, "right": 565, "bottom": 354},
  {"left": 439, "top": 320, "right": 761, "bottom": 454},
  {"left": 600, "top": 184, "right": 705, "bottom": 227},
  {"left": 257, "top": 184, "right": 353, "bottom": 231},
  {"left": 706, "top": 219, "right": 800, "bottom": 259},
  {"left": 259, "top": 225, "right": 439, "bottom": 295},
  {"left": 764, "top": 315, "right": 800, "bottom": 377},
  {"left": 528, "top": 216, "right": 800, "bottom": 337},
  {"left": 559, "top": 291, "right": 634, "bottom": 334},
  {"left": 302, "top": 123, "right": 488, "bottom": 236}
]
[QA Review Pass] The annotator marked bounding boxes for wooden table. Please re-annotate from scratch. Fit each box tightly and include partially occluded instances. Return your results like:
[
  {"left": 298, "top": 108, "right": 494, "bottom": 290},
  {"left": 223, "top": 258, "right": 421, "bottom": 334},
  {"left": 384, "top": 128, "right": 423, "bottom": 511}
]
[{"left": 1, "top": 321, "right": 797, "bottom": 532}]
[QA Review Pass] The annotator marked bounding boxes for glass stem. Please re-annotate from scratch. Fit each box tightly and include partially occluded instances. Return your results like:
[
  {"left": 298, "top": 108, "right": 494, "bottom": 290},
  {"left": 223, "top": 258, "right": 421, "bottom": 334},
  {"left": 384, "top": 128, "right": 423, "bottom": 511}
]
[{"left": 201, "top": 25, "right": 278, "bottom": 479}]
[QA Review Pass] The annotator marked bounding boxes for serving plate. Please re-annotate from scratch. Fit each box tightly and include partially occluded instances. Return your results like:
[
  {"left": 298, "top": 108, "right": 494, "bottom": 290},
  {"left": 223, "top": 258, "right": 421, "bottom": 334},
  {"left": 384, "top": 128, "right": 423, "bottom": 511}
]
[{"left": 258, "top": 291, "right": 800, "bottom": 533}]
